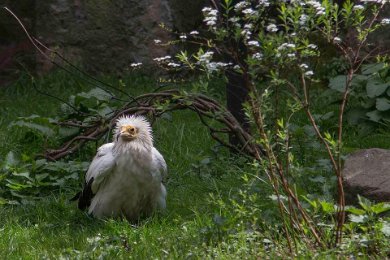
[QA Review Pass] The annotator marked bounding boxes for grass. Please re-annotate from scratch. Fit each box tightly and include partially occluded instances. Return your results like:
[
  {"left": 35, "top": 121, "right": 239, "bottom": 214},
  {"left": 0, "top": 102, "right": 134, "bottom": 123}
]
[
  {"left": 0, "top": 72, "right": 253, "bottom": 258},
  {"left": 0, "top": 71, "right": 389, "bottom": 259}
]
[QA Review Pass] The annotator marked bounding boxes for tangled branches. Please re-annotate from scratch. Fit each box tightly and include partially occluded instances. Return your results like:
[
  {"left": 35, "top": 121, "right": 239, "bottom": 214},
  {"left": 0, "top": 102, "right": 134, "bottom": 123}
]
[{"left": 45, "top": 89, "right": 262, "bottom": 161}]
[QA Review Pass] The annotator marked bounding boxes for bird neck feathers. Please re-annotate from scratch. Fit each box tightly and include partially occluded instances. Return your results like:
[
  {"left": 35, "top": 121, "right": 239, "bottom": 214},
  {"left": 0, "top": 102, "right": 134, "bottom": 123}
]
[{"left": 113, "top": 138, "right": 152, "bottom": 155}]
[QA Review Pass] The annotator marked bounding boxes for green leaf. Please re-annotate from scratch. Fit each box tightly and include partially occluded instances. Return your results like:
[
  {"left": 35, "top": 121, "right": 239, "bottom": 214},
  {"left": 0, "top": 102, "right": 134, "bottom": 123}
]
[
  {"left": 346, "top": 108, "right": 367, "bottom": 125},
  {"left": 351, "top": 74, "right": 367, "bottom": 87},
  {"left": 200, "top": 158, "right": 211, "bottom": 165},
  {"left": 366, "top": 80, "right": 390, "bottom": 98},
  {"left": 319, "top": 200, "right": 336, "bottom": 213},
  {"left": 97, "top": 105, "right": 114, "bottom": 117},
  {"left": 35, "top": 173, "right": 49, "bottom": 182},
  {"left": 349, "top": 214, "right": 366, "bottom": 223},
  {"left": 329, "top": 75, "right": 347, "bottom": 92},
  {"left": 358, "top": 195, "right": 372, "bottom": 211},
  {"left": 366, "top": 110, "right": 382, "bottom": 122},
  {"left": 11, "top": 121, "right": 55, "bottom": 137},
  {"left": 346, "top": 206, "right": 366, "bottom": 215},
  {"left": 4, "top": 151, "right": 19, "bottom": 170},
  {"left": 370, "top": 203, "right": 390, "bottom": 214},
  {"left": 376, "top": 97, "right": 390, "bottom": 111},
  {"left": 0, "top": 197, "right": 8, "bottom": 205},
  {"left": 362, "top": 63, "right": 385, "bottom": 75},
  {"left": 382, "top": 222, "right": 390, "bottom": 236},
  {"left": 13, "top": 172, "right": 33, "bottom": 181},
  {"left": 77, "top": 88, "right": 112, "bottom": 102},
  {"left": 59, "top": 127, "right": 80, "bottom": 139}
]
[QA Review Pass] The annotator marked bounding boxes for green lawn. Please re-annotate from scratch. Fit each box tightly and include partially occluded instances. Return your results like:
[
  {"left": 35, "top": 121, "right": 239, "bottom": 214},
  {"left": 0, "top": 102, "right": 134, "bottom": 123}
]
[{"left": 1, "top": 72, "right": 389, "bottom": 259}]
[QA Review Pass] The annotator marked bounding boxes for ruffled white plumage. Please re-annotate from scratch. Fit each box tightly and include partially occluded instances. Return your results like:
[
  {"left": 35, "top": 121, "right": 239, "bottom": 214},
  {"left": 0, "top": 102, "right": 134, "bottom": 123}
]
[{"left": 78, "top": 115, "right": 167, "bottom": 221}]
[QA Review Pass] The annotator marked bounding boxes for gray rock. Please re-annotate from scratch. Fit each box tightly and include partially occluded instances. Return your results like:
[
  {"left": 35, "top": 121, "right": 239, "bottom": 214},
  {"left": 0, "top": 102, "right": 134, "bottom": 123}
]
[{"left": 343, "top": 148, "right": 390, "bottom": 204}]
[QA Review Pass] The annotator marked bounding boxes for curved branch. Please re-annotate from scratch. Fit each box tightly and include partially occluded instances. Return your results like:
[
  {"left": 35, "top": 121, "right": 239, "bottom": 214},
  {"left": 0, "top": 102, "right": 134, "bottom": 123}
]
[{"left": 44, "top": 90, "right": 263, "bottom": 161}]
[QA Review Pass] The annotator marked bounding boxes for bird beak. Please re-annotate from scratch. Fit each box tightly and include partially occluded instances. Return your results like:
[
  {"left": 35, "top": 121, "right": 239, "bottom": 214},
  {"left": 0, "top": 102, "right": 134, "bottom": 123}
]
[{"left": 119, "top": 125, "right": 137, "bottom": 141}]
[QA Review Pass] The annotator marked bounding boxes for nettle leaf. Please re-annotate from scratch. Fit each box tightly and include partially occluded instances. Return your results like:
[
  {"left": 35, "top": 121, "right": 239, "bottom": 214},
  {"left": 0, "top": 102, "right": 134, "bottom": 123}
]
[
  {"left": 366, "top": 80, "right": 390, "bottom": 98},
  {"left": 382, "top": 222, "right": 390, "bottom": 236},
  {"left": 10, "top": 115, "right": 57, "bottom": 137},
  {"left": 366, "top": 110, "right": 382, "bottom": 122},
  {"left": 0, "top": 197, "right": 8, "bottom": 205},
  {"left": 11, "top": 121, "right": 55, "bottom": 137},
  {"left": 358, "top": 195, "right": 372, "bottom": 211},
  {"left": 349, "top": 214, "right": 367, "bottom": 223},
  {"left": 200, "top": 157, "right": 211, "bottom": 165},
  {"left": 59, "top": 127, "right": 80, "bottom": 139},
  {"left": 13, "top": 171, "right": 33, "bottom": 181},
  {"left": 370, "top": 202, "right": 390, "bottom": 214},
  {"left": 4, "top": 151, "right": 19, "bottom": 170},
  {"left": 361, "top": 63, "right": 385, "bottom": 75},
  {"left": 320, "top": 111, "right": 334, "bottom": 121},
  {"left": 78, "top": 88, "right": 112, "bottom": 102},
  {"left": 376, "top": 97, "right": 390, "bottom": 111},
  {"left": 329, "top": 75, "right": 347, "bottom": 92},
  {"left": 96, "top": 105, "right": 114, "bottom": 117},
  {"left": 346, "top": 206, "right": 365, "bottom": 215},
  {"left": 351, "top": 74, "right": 367, "bottom": 87},
  {"left": 346, "top": 108, "right": 367, "bottom": 125}
]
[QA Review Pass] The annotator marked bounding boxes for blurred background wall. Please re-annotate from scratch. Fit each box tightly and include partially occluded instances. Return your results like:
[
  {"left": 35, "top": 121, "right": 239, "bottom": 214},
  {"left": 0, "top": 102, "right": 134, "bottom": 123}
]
[{"left": 0, "top": 0, "right": 205, "bottom": 85}]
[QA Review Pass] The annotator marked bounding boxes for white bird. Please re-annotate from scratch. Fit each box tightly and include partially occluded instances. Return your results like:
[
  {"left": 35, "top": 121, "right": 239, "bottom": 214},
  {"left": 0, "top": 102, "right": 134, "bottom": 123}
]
[{"left": 74, "top": 115, "right": 167, "bottom": 222}]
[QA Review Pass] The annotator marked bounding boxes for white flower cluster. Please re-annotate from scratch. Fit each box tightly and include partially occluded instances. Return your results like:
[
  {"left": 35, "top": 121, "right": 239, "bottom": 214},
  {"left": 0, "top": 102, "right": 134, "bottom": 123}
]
[
  {"left": 252, "top": 52, "right": 263, "bottom": 60},
  {"left": 130, "top": 62, "right": 142, "bottom": 68},
  {"left": 299, "top": 63, "right": 309, "bottom": 69},
  {"left": 304, "top": 70, "right": 314, "bottom": 76},
  {"left": 361, "top": 0, "right": 389, "bottom": 3},
  {"left": 381, "top": 18, "right": 390, "bottom": 25},
  {"left": 299, "top": 63, "right": 314, "bottom": 76},
  {"left": 234, "top": 1, "right": 249, "bottom": 11},
  {"left": 153, "top": 55, "right": 171, "bottom": 62},
  {"left": 197, "top": 51, "right": 231, "bottom": 73},
  {"left": 153, "top": 55, "right": 181, "bottom": 68},
  {"left": 276, "top": 43, "right": 297, "bottom": 59},
  {"left": 242, "top": 8, "right": 257, "bottom": 17},
  {"left": 241, "top": 24, "right": 253, "bottom": 40},
  {"left": 199, "top": 51, "right": 214, "bottom": 62},
  {"left": 202, "top": 7, "right": 218, "bottom": 27},
  {"left": 179, "top": 35, "right": 187, "bottom": 40},
  {"left": 277, "top": 43, "right": 296, "bottom": 51},
  {"left": 167, "top": 62, "right": 181, "bottom": 68},
  {"left": 190, "top": 30, "right": 199, "bottom": 35},
  {"left": 333, "top": 37, "right": 342, "bottom": 43},
  {"left": 248, "top": 40, "right": 260, "bottom": 47},
  {"left": 266, "top": 23, "right": 278, "bottom": 32},
  {"left": 307, "top": 1, "right": 325, "bottom": 16},
  {"left": 206, "top": 62, "right": 230, "bottom": 72},
  {"left": 353, "top": 5, "right": 364, "bottom": 11},
  {"left": 154, "top": 39, "right": 162, "bottom": 44},
  {"left": 257, "top": 0, "right": 270, "bottom": 7},
  {"left": 299, "top": 14, "right": 308, "bottom": 26}
]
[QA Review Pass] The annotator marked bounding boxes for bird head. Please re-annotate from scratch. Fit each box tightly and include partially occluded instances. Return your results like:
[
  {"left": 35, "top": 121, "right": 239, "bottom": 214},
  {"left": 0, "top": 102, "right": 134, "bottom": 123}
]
[
  {"left": 119, "top": 124, "right": 138, "bottom": 141},
  {"left": 114, "top": 115, "right": 153, "bottom": 148}
]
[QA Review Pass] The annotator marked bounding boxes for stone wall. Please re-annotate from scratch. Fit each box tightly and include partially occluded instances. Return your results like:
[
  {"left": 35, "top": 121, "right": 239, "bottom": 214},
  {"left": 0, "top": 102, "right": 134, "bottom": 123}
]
[
  {"left": 2, "top": 1, "right": 388, "bottom": 83},
  {"left": 0, "top": 0, "right": 205, "bottom": 83}
]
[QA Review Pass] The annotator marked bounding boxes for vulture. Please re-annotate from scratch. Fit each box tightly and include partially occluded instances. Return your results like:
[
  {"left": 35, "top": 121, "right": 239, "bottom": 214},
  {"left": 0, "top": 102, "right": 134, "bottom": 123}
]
[{"left": 73, "top": 115, "right": 167, "bottom": 222}]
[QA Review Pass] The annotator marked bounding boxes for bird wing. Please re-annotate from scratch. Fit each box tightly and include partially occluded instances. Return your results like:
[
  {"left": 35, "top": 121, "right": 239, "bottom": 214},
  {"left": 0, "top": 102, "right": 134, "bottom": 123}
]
[
  {"left": 78, "top": 142, "right": 116, "bottom": 210},
  {"left": 152, "top": 147, "right": 167, "bottom": 182}
]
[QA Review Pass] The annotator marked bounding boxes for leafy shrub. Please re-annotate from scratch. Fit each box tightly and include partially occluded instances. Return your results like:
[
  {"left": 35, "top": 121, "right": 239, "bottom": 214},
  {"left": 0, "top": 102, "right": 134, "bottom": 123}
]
[
  {"left": 329, "top": 63, "right": 390, "bottom": 125},
  {"left": 0, "top": 151, "right": 88, "bottom": 205}
]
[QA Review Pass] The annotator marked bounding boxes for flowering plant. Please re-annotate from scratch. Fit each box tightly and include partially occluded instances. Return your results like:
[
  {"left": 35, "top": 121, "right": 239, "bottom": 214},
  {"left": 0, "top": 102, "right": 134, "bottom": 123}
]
[{"left": 137, "top": 0, "right": 390, "bottom": 249}]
